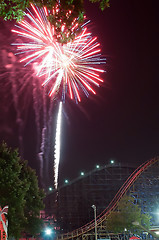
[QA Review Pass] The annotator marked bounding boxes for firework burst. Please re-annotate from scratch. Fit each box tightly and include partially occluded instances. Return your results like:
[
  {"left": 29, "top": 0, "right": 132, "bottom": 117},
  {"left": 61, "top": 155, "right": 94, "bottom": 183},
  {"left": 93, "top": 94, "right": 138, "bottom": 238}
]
[{"left": 12, "top": 4, "right": 105, "bottom": 103}]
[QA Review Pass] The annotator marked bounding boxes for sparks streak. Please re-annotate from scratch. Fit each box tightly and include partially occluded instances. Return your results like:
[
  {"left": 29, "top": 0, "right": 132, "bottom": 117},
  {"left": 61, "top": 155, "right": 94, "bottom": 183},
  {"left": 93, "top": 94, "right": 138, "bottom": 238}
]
[{"left": 54, "top": 101, "right": 62, "bottom": 188}]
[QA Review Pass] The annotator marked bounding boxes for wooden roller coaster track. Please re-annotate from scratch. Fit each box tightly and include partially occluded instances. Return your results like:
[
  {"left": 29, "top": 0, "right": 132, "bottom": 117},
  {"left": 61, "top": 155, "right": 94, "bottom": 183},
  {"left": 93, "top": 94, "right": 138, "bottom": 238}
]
[{"left": 56, "top": 157, "right": 159, "bottom": 240}]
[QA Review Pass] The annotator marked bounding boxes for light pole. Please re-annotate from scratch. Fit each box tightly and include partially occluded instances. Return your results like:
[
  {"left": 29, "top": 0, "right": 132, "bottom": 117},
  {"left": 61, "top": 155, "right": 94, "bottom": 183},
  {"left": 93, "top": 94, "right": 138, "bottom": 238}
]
[{"left": 92, "top": 205, "right": 97, "bottom": 240}]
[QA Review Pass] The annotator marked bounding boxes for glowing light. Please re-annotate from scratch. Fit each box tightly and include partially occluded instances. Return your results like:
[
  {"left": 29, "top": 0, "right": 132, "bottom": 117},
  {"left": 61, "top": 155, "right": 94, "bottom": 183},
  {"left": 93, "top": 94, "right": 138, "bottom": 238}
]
[
  {"left": 12, "top": 5, "right": 105, "bottom": 103},
  {"left": 81, "top": 171, "right": 84, "bottom": 176},
  {"left": 45, "top": 228, "right": 52, "bottom": 235},
  {"left": 54, "top": 102, "right": 62, "bottom": 189}
]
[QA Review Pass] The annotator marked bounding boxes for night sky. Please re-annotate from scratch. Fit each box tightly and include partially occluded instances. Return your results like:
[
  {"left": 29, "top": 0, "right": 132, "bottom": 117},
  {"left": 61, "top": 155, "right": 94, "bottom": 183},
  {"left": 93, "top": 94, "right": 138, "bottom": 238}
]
[{"left": 0, "top": 0, "right": 159, "bottom": 187}]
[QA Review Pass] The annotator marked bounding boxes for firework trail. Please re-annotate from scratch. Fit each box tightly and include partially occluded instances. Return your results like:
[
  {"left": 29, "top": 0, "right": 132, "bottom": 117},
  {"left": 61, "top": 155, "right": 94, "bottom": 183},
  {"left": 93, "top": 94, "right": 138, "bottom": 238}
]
[
  {"left": 54, "top": 101, "right": 63, "bottom": 188},
  {"left": 11, "top": 4, "right": 105, "bottom": 103}
]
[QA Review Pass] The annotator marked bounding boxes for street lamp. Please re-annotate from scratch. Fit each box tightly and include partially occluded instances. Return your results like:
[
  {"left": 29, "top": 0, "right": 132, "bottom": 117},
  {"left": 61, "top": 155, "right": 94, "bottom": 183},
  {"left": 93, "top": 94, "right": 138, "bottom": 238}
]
[{"left": 92, "top": 205, "right": 97, "bottom": 240}]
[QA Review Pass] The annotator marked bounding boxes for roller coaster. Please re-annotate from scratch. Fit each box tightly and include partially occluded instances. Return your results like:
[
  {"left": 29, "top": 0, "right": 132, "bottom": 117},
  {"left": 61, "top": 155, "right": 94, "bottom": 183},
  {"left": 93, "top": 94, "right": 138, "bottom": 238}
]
[{"left": 56, "top": 157, "right": 159, "bottom": 239}]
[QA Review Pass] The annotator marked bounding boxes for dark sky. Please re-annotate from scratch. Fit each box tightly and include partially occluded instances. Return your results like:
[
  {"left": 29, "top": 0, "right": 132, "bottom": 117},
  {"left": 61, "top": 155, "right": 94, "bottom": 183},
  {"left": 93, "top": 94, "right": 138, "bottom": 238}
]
[
  {"left": 60, "top": 0, "right": 159, "bottom": 182},
  {"left": 0, "top": 0, "right": 159, "bottom": 187}
]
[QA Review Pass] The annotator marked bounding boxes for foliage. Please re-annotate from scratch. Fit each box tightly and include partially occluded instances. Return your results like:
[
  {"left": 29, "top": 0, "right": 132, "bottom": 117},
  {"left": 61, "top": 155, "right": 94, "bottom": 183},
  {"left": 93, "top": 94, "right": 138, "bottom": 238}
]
[
  {"left": 0, "top": 0, "right": 110, "bottom": 43},
  {"left": 0, "top": 142, "right": 45, "bottom": 239},
  {"left": 0, "top": 0, "right": 30, "bottom": 22},
  {"left": 47, "top": 0, "right": 85, "bottom": 43},
  {"left": 106, "top": 195, "right": 151, "bottom": 234},
  {"left": 89, "top": 0, "right": 110, "bottom": 10}
]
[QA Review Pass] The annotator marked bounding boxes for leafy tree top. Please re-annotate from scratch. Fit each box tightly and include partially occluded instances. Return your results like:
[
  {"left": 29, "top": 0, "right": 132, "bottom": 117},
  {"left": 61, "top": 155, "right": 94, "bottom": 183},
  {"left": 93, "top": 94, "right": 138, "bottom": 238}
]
[
  {"left": 0, "top": 142, "right": 45, "bottom": 239},
  {"left": 106, "top": 195, "right": 151, "bottom": 234},
  {"left": 0, "top": 0, "right": 110, "bottom": 43}
]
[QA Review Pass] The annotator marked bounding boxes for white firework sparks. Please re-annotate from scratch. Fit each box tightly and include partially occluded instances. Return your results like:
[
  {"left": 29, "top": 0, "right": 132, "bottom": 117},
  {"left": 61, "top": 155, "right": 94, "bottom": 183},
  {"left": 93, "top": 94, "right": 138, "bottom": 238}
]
[{"left": 54, "top": 101, "right": 62, "bottom": 188}]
